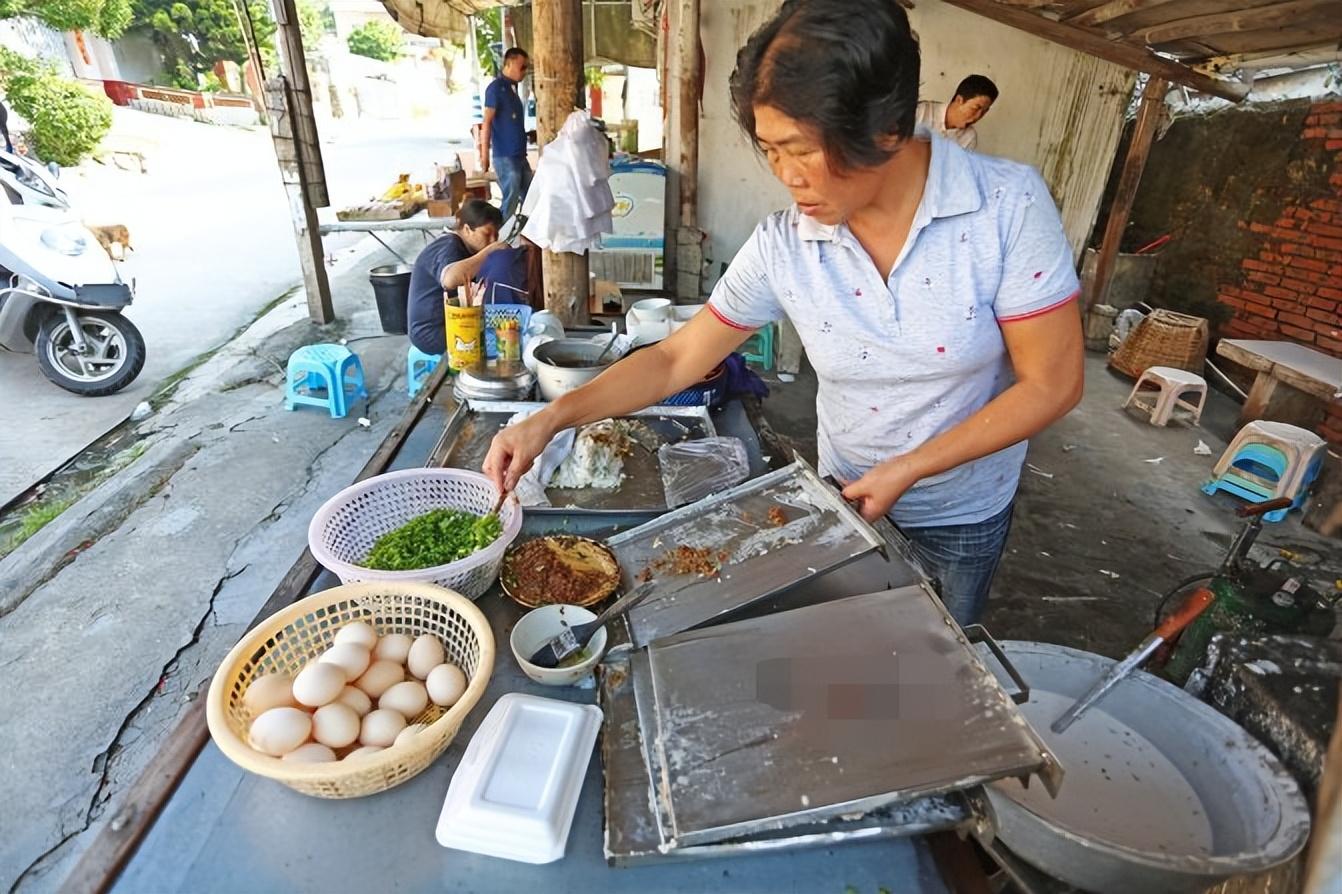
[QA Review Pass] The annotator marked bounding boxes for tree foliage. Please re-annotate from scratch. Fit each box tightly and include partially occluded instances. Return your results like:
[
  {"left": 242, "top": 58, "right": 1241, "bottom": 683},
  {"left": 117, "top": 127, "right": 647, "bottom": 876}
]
[
  {"left": 347, "top": 19, "right": 402, "bottom": 63},
  {"left": 0, "top": 48, "right": 113, "bottom": 165},
  {"left": 0, "top": 0, "right": 132, "bottom": 38}
]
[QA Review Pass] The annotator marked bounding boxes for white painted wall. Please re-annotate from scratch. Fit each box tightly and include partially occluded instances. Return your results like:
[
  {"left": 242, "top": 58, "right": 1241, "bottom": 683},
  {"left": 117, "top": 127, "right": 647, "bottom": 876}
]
[{"left": 696, "top": 0, "right": 1135, "bottom": 290}]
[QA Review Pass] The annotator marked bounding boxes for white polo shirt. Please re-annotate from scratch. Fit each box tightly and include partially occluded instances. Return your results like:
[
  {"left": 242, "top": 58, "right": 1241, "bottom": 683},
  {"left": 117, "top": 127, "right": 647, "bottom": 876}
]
[
  {"left": 708, "top": 133, "right": 1078, "bottom": 528},
  {"left": 916, "top": 100, "right": 977, "bottom": 151}
]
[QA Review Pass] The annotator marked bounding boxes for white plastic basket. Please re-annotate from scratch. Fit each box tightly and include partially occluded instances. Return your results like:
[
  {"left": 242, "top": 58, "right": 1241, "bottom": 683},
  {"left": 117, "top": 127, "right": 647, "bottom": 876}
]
[{"left": 308, "top": 468, "right": 522, "bottom": 599}]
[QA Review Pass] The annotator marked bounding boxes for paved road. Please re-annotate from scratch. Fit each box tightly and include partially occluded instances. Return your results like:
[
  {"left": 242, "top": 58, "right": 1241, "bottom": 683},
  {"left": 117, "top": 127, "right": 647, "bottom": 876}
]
[{"left": 0, "top": 109, "right": 472, "bottom": 507}]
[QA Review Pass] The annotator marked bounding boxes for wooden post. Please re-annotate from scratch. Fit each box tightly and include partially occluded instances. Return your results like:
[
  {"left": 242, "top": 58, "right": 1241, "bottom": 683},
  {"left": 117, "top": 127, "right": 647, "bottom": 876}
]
[
  {"left": 268, "top": 0, "right": 334, "bottom": 324},
  {"left": 533, "top": 0, "right": 590, "bottom": 326},
  {"left": 1089, "top": 76, "right": 1166, "bottom": 313},
  {"left": 670, "top": 0, "right": 703, "bottom": 300}
]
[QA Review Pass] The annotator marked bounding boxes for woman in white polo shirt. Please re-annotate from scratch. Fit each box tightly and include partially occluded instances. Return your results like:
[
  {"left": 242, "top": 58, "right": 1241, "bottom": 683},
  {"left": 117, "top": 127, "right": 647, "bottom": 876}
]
[{"left": 484, "top": 0, "right": 1083, "bottom": 625}]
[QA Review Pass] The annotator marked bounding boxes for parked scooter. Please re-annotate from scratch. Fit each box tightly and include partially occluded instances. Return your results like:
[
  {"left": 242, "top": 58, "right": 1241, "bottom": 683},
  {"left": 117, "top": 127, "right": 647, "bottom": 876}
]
[{"left": 0, "top": 149, "right": 145, "bottom": 396}]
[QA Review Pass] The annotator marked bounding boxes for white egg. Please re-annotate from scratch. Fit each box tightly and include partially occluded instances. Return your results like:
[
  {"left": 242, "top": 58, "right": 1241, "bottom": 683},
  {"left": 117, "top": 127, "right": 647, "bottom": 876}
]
[
  {"left": 243, "top": 672, "right": 295, "bottom": 715},
  {"left": 311, "top": 703, "right": 361, "bottom": 748},
  {"left": 282, "top": 742, "right": 336, "bottom": 763},
  {"left": 426, "top": 663, "right": 468, "bottom": 707},
  {"left": 333, "top": 621, "right": 378, "bottom": 650},
  {"left": 318, "top": 644, "right": 371, "bottom": 680},
  {"left": 249, "top": 707, "right": 312, "bottom": 757},
  {"left": 379, "top": 681, "right": 429, "bottom": 718},
  {"left": 344, "top": 745, "right": 385, "bottom": 761},
  {"left": 292, "top": 661, "right": 347, "bottom": 707},
  {"left": 360, "top": 708, "right": 407, "bottom": 747},
  {"left": 335, "top": 685, "right": 372, "bottom": 716},
  {"left": 354, "top": 660, "right": 404, "bottom": 698},
  {"left": 407, "top": 634, "right": 446, "bottom": 679},
  {"left": 394, "top": 723, "right": 428, "bottom": 747},
  {"left": 373, "top": 633, "right": 413, "bottom": 664}
]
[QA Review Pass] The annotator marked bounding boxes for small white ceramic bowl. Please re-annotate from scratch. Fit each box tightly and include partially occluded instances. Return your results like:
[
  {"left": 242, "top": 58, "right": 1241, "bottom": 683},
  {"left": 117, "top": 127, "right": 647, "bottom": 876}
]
[{"left": 510, "top": 604, "right": 608, "bottom": 686}]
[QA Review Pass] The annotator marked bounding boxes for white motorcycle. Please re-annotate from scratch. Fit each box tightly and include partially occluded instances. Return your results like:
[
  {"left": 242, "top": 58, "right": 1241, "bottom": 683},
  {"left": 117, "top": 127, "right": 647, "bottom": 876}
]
[{"left": 0, "top": 150, "right": 145, "bottom": 396}]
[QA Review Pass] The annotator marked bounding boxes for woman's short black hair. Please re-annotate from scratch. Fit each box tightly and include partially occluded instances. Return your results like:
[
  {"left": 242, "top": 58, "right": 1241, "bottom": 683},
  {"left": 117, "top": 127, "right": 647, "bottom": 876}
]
[
  {"left": 458, "top": 199, "right": 503, "bottom": 231},
  {"left": 730, "top": 0, "right": 920, "bottom": 172},
  {"left": 955, "top": 74, "right": 999, "bottom": 103}
]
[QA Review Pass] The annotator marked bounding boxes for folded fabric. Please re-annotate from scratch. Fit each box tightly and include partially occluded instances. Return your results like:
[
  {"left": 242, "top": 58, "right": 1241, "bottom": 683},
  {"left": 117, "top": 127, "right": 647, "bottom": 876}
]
[{"left": 506, "top": 408, "right": 576, "bottom": 507}]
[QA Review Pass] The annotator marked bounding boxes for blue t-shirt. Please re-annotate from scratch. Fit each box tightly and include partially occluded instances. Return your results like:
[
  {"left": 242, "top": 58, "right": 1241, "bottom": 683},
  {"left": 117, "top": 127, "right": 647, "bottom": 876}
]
[
  {"left": 407, "top": 233, "right": 470, "bottom": 355},
  {"left": 484, "top": 76, "right": 526, "bottom": 160}
]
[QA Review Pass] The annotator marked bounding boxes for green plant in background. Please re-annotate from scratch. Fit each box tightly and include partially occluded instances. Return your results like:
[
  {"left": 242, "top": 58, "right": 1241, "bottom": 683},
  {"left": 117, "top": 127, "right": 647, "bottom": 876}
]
[
  {"left": 472, "top": 7, "right": 502, "bottom": 77},
  {"left": 0, "top": 48, "right": 113, "bottom": 166},
  {"left": 0, "top": 0, "right": 132, "bottom": 37},
  {"left": 347, "top": 19, "right": 403, "bottom": 63},
  {"left": 130, "top": 0, "right": 276, "bottom": 85}
]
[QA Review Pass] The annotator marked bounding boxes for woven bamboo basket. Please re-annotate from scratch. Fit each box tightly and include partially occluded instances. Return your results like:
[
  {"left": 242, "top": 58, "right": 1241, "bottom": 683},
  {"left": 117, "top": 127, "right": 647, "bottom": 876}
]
[
  {"left": 1109, "top": 309, "right": 1209, "bottom": 378},
  {"left": 206, "top": 581, "right": 494, "bottom": 799}
]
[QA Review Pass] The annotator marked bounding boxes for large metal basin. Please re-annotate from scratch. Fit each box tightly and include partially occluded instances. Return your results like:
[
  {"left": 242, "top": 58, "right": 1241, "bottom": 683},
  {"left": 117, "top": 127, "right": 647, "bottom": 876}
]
[{"left": 984, "top": 641, "right": 1310, "bottom": 894}]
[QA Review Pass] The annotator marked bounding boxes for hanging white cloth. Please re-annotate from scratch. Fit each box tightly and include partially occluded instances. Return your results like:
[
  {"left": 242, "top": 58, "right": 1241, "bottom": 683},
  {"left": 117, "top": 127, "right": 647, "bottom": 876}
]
[{"left": 521, "top": 110, "right": 615, "bottom": 255}]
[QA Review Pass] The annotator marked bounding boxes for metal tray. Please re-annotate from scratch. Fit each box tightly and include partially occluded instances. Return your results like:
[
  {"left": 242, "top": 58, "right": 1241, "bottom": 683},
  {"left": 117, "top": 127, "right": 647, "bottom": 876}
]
[
  {"left": 637, "top": 587, "right": 1062, "bottom": 850},
  {"left": 606, "top": 460, "right": 886, "bottom": 648},
  {"left": 433, "top": 400, "right": 716, "bottom": 513},
  {"left": 598, "top": 650, "right": 971, "bottom": 865}
]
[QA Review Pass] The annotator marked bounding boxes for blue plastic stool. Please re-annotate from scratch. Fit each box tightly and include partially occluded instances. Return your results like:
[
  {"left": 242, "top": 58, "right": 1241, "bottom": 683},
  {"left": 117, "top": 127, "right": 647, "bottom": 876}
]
[
  {"left": 407, "top": 345, "right": 442, "bottom": 398},
  {"left": 284, "top": 344, "right": 367, "bottom": 418},
  {"left": 1202, "top": 443, "right": 1296, "bottom": 521},
  {"left": 738, "top": 322, "right": 775, "bottom": 370}
]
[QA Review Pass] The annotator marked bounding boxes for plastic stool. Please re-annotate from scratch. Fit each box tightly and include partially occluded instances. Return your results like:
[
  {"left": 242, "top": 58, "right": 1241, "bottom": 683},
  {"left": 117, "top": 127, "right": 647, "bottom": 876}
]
[
  {"left": 1122, "top": 366, "right": 1207, "bottom": 426},
  {"left": 407, "top": 345, "right": 442, "bottom": 398},
  {"left": 1212, "top": 420, "right": 1327, "bottom": 498},
  {"left": 739, "top": 322, "right": 775, "bottom": 371},
  {"left": 285, "top": 344, "right": 367, "bottom": 418}
]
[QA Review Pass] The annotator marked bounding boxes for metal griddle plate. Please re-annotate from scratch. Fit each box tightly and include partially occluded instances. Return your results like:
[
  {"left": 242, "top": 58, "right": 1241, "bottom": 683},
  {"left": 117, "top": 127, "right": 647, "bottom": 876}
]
[
  {"left": 637, "top": 587, "right": 1061, "bottom": 850},
  {"left": 437, "top": 400, "right": 716, "bottom": 513},
  {"left": 598, "top": 650, "right": 971, "bottom": 864},
  {"left": 608, "top": 460, "right": 886, "bottom": 648}
]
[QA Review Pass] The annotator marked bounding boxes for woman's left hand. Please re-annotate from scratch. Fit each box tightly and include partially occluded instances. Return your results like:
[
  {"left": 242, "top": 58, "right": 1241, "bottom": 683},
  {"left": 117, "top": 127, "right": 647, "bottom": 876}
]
[{"left": 842, "top": 456, "right": 925, "bottom": 522}]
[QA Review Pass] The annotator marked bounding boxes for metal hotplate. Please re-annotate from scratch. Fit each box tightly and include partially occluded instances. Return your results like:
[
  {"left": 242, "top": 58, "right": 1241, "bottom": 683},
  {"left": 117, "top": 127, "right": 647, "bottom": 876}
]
[{"left": 634, "top": 587, "right": 1061, "bottom": 851}]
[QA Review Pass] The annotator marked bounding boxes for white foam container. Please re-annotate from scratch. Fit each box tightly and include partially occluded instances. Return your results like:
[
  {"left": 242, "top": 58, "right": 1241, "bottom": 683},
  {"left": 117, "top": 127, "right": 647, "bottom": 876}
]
[{"left": 435, "top": 693, "right": 603, "bottom": 864}]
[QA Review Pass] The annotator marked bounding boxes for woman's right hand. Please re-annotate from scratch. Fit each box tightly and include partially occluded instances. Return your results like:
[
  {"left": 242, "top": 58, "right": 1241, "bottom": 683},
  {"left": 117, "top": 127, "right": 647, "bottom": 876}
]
[{"left": 483, "top": 411, "right": 558, "bottom": 494}]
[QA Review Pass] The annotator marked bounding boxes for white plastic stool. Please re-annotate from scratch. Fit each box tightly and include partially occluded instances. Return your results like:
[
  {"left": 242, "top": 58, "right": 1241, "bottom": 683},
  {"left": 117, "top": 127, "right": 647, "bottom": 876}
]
[
  {"left": 1212, "top": 420, "right": 1327, "bottom": 501},
  {"left": 1122, "top": 366, "right": 1208, "bottom": 426}
]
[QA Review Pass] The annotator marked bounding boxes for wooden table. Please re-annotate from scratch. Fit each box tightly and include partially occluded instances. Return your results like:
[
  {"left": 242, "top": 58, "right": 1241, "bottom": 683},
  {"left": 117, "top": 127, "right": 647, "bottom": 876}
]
[{"left": 1216, "top": 339, "right": 1342, "bottom": 428}]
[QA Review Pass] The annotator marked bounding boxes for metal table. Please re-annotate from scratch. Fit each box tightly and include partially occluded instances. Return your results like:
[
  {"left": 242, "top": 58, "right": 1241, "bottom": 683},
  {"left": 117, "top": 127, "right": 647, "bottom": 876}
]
[
  {"left": 317, "top": 211, "right": 457, "bottom": 264},
  {"left": 106, "top": 394, "right": 951, "bottom": 893}
]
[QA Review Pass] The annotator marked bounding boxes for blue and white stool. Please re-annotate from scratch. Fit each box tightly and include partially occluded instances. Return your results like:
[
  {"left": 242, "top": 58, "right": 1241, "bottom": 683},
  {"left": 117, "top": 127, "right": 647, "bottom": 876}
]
[{"left": 1202, "top": 420, "right": 1327, "bottom": 521}]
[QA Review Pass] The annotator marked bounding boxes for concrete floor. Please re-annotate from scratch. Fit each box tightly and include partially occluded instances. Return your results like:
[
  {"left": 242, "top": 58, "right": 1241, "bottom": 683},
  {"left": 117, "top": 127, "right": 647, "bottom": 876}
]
[{"left": 760, "top": 353, "right": 1342, "bottom": 658}]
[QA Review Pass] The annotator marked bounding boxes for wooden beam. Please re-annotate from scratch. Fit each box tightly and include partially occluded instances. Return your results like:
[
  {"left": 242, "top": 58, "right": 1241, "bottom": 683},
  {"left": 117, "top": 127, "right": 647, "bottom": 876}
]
[
  {"left": 1089, "top": 76, "right": 1167, "bottom": 312},
  {"left": 1130, "top": 0, "right": 1337, "bottom": 45},
  {"left": 1064, "top": 0, "right": 1176, "bottom": 26},
  {"left": 533, "top": 0, "right": 591, "bottom": 326},
  {"left": 938, "top": 0, "right": 1251, "bottom": 100},
  {"left": 1162, "top": 24, "right": 1342, "bottom": 56},
  {"left": 669, "top": 0, "right": 703, "bottom": 300}
]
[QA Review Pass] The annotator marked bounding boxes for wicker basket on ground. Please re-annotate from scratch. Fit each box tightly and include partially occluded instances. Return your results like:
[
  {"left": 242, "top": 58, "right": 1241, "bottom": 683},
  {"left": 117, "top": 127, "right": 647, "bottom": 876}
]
[{"left": 1109, "top": 309, "right": 1209, "bottom": 378}]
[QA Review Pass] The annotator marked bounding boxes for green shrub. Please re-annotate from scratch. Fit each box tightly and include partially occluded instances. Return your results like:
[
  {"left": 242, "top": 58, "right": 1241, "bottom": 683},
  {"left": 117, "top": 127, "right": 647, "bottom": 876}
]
[
  {"left": 0, "top": 49, "right": 113, "bottom": 166},
  {"left": 347, "top": 19, "right": 402, "bottom": 62}
]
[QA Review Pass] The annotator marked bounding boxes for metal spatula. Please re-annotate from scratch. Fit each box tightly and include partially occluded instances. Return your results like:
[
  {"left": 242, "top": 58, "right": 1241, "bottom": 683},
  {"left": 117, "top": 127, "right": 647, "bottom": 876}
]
[{"left": 527, "top": 581, "right": 656, "bottom": 668}]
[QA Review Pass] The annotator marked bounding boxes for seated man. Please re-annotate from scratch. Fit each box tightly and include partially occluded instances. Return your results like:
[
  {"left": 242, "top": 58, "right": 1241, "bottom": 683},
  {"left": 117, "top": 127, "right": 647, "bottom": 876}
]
[
  {"left": 406, "top": 199, "right": 505, "bottom": 355},
  {"left": 915, "top": 74, "right": 998, "bottom": 151}
]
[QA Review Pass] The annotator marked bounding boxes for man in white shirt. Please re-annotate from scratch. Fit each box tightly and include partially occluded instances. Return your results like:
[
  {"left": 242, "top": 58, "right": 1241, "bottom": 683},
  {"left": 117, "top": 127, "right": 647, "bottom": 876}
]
[{"left": 916, "top": 74, "right": 998, "bottom": 151}]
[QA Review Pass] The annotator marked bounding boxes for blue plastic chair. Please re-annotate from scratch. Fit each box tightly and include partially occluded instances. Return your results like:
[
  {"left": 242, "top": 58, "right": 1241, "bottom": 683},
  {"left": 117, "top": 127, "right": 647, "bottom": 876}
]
[
  {"left": 407, "top": 345, "right": 442, "bottom": 398},
  {"left": 738, "top": 322, "right": 775, "bottom": 370},
  {"left": 1202, "top": 443, "right": 1294, "bottom": 521},
  {"left": 284, "top": 344, "right": 367, "bottom": 418}
]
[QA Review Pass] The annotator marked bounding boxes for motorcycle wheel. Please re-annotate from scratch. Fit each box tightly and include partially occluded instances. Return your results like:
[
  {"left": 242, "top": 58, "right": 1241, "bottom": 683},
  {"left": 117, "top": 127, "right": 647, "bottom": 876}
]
[{"left": 36, "top": 310, "right": 146, "bottom": 396}]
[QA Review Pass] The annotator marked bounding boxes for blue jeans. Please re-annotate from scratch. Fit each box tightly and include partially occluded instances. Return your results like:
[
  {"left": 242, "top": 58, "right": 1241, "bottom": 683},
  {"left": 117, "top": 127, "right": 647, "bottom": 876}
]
[
  {"left": 494, "top": 154, "right": 532, "bottom": 221},
  {"left": 901, "top": 502, "right": 1014, "bottom": 627}
]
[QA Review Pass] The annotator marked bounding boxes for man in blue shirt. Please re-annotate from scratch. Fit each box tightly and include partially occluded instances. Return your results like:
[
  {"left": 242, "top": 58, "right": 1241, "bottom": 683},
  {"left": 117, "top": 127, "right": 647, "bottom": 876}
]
[{"left": 482, "top": 47, "right": 532, "bottom": 221}]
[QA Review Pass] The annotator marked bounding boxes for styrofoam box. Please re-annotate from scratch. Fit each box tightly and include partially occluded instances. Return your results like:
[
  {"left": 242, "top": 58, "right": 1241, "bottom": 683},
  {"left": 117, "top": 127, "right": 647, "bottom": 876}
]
[{"left": 435, "top": 693, "right": 603, "bottom": 864}]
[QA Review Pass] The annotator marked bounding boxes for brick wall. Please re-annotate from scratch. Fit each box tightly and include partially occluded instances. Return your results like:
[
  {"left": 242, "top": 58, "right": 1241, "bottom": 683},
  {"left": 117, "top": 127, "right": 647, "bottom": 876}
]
[{"left": 1213, "top": 100, "right": 1342, "bottom": 446}]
